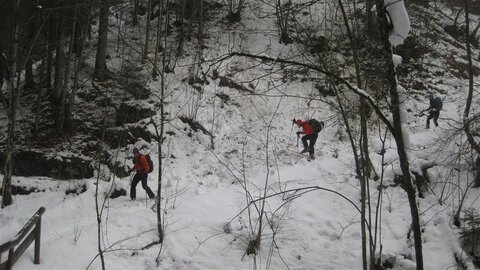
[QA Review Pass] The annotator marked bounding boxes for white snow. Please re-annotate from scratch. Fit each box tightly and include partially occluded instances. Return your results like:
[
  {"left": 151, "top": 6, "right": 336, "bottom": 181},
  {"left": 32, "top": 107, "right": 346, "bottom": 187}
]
[
  {"left": 385, "top": 0, "right": 411, "bottom": 46},
  {"left": 1, "top": 1, "right": 480, "bottom": 270},
  {"left": 393, "top": 54, "right": 403, "bottom": 67}
]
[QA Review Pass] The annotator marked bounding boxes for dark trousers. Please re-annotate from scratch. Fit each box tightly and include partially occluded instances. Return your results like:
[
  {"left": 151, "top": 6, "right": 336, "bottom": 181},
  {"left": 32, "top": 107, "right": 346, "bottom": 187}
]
[
  {"left": 426, "top": 110, "right": 439, "bottom": 128},
  {"left": 302, "top": 133, "right": 318, "bottom": 155},
  {"left": 130, "top": 173, "right": 155, "bottom": 199}
]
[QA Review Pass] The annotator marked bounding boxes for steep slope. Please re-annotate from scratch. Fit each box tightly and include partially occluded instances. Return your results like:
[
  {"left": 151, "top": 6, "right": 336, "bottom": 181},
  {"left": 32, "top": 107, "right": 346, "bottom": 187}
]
[{"left": 1, "top": 1, "right": 480, "bottom": 270}]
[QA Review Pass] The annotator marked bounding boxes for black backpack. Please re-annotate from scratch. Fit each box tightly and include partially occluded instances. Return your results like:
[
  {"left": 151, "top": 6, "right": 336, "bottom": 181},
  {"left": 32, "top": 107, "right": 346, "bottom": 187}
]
[
  {"left": 434, "top": 96, "right": 443, "bottom": 111},
  {"left": 308, "top": 119, "right": 325, "bottom": 133},
  {"left": 144, "top": 154, "right": 154, "bottom": 173}
]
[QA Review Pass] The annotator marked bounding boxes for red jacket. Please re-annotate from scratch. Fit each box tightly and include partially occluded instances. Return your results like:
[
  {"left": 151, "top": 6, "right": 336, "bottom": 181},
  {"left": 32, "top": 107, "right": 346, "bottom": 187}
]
[
  {"left": 297, "top": 120, "right": 314, "bottom": 135},
  {"left": 133, "top": 154, "right": 149, "bottom": 173}
]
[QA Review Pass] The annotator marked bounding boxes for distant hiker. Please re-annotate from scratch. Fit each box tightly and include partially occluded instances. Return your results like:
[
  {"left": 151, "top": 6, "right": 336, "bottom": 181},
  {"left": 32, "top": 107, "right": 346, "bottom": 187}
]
[
  {"left": 294, "top": 118, "right": 324, "bottom": 160},
  {"left": 422, "top": 93, "right": 443, "bottom": 129},
  {"left": 128, "top": 147, "right": 155, "bottom": 200}
]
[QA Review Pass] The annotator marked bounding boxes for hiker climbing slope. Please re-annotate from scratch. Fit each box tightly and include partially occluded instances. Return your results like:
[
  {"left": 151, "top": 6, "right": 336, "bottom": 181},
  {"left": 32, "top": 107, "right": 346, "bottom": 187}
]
[
  {"left": 128, "top": 147, "right": 155, "bottom": 200},
  {"left": 422, "top": 93, "right": 443, "bottom": 129},
  {"left": 294, "top": 118, "right": 324, "bottom": 160}
]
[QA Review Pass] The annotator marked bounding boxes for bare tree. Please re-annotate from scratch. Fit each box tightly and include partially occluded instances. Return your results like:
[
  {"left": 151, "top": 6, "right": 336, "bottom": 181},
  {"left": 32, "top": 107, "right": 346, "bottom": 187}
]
[
  {"left": 365, "top": 0, "right": 375, "bottom": 35},
  {"left": 143, "top": 0, "right": 153, "bottom": 61},
  {"left": 226, "top": 38, "right": 424, "bottom": 267},
  {"left": 0, "top": 0, "right": 20, "bottom": 208},
  {"left": 152, "top": 0, "right": 165, "bottom": 78},
  {"left": 462, "top": 0, "right": 480, "bottom": 158},
  {"left": 374, "top": 0, "right": 424, "bottom": 269},
  {"left": 132, "top": 0, "right": 140, "bottom": 26},
  {"left": 151, "top": 0, "right": 170, "bottom": 250},
  {"left": 67, "top": 0, "right": 94, "bottom": 130},
  {"left": 94, "top": 0, "right": 110, "bottom": 81}
]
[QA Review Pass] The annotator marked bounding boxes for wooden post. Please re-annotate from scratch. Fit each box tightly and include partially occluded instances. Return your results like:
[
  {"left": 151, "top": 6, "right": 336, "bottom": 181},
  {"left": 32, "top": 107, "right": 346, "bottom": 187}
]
[
  {"left": 0, "top": 207, "right": 45, "bottom": 269},
  {"left": 34, "top": 215, "right": 41, "bottom": 264},
  {"left": 6, "top": 248, "right": 13, "bottom": 270}
]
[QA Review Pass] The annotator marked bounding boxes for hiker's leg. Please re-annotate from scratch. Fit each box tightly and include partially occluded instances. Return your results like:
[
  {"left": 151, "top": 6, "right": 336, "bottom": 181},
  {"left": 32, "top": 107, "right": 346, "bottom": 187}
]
[
  {"left": 434, "top": 111, "right": 439, "bottom": 126},
  {"left": 309, "top": 134, "right": 318, "bottom": 155},
  {"left": 426, "top": 113, "right": 434, "bottom": 129},
  {"left": 140, "top": 174, "right": 155, "bottom": 199},
  {"left": 130, "top": 174, "right": 141, "bottom": 199},
  {"left": 301, "top": 136, "right": 308, "bottom": 149}
]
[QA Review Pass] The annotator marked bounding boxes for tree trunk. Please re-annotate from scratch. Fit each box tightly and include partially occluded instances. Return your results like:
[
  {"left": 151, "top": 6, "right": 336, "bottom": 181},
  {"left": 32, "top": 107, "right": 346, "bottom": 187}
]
[
  {"left": 365, "top": 0, "right": 375, "bottom": 36},
  {"left": 156, "top": 0, "right": 168, "bottom": 245},
  {"left": 68, "top": 2, "right": 93, "bottom": 130},
  {"left": 152, "top": 0, "right": 164, "bottom": 78},
  {"left": 462, "top": 0, "right": 480, "bottom": 156},
  {"left": 53, "top": 7, "right": 66, "bottom": 130},
  {"left": 62, "top": 9, "right": 78, "bottom": 130},
  {"left": 46, "top": 3, "right": 55, "bottom": 93},
  {"left": 338, "top": 1, "right": 371, "bottom": 268},
  {"left": 94, "top": 0, "right": 110, "bottom": 81},
  {"left": 1, "top": 0, "right": 20, "bottom": 208},
  {"left": 34, "top": 59, "right": 45, "bottom": 138},
  {"left": 190, "top": 0, "right": 204, "bottom": 82},
  {"left": 471, "top": 20, "right": 480, "bottom": 38},
  {"left": 374, "top": 1, "right": 424, "bottom": 269},
  {"left": 53, "top": 16, "right": 65, "bottom": 101},
  {"left": 143, "top": 0, "right": 153, "bottom": 61},
  {"left": 25, "top": 58, "right": 34, "bottom": 88},
  {"left": 24, "top": 11, "right": 38, "bottom": 90},
  {"left": 475, "top": 156, "right": 480, "bottom": 187},
  {"left": 132, "top": 0, "right": 139, "bottom": 26},
  {"left": 176, "top": 0, "right": 186, "bottom": 57},
  {"left": 73, "top": 1, "right": 90, "bottom": 55}
]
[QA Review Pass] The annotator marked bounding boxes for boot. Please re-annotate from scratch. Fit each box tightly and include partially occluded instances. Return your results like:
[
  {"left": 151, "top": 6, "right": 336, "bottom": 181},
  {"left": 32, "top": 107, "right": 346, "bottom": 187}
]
[{"left": 309, "top": 153, "right": 315, "bottom": 160}]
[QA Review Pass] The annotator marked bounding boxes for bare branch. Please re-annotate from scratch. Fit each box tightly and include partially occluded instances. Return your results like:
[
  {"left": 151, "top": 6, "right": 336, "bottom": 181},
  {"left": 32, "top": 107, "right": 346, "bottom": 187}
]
[{"left": 224, "top": 51, "right": 396, "bottom": 133}]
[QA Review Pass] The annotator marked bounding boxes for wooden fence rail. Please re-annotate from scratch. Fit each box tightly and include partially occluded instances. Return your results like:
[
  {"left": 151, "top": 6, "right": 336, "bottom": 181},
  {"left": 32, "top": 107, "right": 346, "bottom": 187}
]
[{"left": 0, "top": 207, "right": 46, "bottom": 270}]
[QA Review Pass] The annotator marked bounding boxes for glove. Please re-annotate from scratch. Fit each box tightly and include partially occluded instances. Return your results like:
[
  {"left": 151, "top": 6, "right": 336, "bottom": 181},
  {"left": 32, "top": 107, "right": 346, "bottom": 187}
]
[
  {"left": 296, "top": 131, "right": 302, "bottom": 138},
  {"left": 128, "top": 168, "right": 134, "bottom": 174}
]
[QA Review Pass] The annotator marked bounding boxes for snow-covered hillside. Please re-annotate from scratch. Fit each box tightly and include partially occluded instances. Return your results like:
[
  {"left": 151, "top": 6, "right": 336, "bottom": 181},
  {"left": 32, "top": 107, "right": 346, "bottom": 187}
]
[{"left": 1, "top": 0, "right": 480, "bottom": 269}]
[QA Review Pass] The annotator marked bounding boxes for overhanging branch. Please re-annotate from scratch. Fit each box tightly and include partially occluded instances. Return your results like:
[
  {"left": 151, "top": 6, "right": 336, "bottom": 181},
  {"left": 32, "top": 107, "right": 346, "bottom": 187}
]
[{"left": 226, "top": 51, "right": 396, "bottom": 134}]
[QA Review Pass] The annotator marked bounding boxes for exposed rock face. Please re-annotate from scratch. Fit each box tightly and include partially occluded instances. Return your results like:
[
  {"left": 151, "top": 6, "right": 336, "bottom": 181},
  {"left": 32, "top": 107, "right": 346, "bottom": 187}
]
[
  {"left": 116, "top": 102, "right": 156, "bottom": 126},
  {"left": 107, "top": 158, "right": 130, "bottom": 178},
  {"left": 124, "top": 81, "right": 151, "bottom": 100},
  {"left": 0, "top": 151, "right": 94, "bottom": 179},
  {"left": 218, "top": 76, "right": 253, "bottom": 93},
  {"left": 94, "top": 125, "right": 152, "bottom": 148},
  {"left": 109, "top": 188, "right": 127, "bottom": 199}
]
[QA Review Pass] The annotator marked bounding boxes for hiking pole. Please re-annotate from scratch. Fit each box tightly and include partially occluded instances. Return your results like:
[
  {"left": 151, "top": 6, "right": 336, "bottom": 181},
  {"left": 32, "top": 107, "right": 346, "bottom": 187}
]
[
  {"left": 129, "top": 172, "right": 134, "bottom": 185},
  {"left": 289, "top": 118, "right": 295, "bottom": 147},
  {"left": 291, "top": 118, "right": 297, "bottom": 149}
]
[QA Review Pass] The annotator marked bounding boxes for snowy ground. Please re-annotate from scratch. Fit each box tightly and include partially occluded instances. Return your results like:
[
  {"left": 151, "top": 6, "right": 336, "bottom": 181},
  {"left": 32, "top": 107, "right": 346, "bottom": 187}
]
[
  {"left": 1, "top": 1, "right": 480, "bottom": 270},
  {"left": 0, "top": 86, "right": 474, "bottom": 270}
]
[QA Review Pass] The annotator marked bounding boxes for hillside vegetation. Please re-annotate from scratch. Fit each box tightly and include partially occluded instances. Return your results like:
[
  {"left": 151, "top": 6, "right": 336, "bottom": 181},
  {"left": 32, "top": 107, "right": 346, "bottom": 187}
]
[{"left": 1, "top": 0, "right": 480, "bottom": 269}]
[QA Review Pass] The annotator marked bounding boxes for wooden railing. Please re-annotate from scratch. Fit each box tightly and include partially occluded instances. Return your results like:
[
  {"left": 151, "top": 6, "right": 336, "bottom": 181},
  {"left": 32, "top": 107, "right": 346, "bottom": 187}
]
[{"left": 0, "top": 207, "right": 46, "bottom": 270}]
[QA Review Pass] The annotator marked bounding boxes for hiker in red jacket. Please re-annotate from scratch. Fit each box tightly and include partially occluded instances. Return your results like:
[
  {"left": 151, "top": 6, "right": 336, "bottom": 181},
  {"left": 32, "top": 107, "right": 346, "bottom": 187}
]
[
  {"left": 128, "top": 147, "right": 155, "bottom": 200},
  {"left": 295, "top": 119, "right": 318, "bottom": 160}
]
